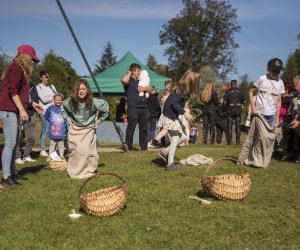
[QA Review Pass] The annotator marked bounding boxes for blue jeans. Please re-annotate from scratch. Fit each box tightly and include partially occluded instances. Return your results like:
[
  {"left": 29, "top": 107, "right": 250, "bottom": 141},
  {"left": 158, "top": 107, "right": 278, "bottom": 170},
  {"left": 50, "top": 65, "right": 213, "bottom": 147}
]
[
  {"left": 147, "top": 117, "right": 157, "bottom": 142},
  {"left": 40, "top": 114, "right": 49, "bottom": 151},
  {"left": 262, "top": 114, "right": 276, "bottom": 128},
  {"left": 0, "top": 111, "right": 19, "bottom": 178}
]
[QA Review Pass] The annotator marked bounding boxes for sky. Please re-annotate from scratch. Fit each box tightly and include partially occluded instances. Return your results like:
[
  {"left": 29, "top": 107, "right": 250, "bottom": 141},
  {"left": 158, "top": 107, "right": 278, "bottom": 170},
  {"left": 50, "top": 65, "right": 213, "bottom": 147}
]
[{"left": 0, "top": 0, "right": 299, "bottom": 82}]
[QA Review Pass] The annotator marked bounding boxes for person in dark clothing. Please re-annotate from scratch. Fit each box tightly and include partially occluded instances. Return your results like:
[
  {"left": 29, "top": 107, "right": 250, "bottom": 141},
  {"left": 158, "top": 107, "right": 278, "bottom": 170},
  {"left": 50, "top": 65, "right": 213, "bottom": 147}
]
[
  {"left": 224, "top": 80, "right": 245, "bottom": 145},
  {"left": 121, "top": 63, "right": 153, "bottom": 150},
  {"left": 201, "top": 82, "right": 218, "bottom": 144},
  {"left": 215, "top": 97, "right": 229, "bottom": 144},
  {"left": 281, "top": 76, "right": 300, "bottom": 162},
  {"left": 15, "top": 83, "right": 40, "bottom": 164},
  {"left": 115, "top": 97, "right": 127, "bottom": 122},
  {"left": 147, "top": 87, "right": 161, "bottom": 145}
]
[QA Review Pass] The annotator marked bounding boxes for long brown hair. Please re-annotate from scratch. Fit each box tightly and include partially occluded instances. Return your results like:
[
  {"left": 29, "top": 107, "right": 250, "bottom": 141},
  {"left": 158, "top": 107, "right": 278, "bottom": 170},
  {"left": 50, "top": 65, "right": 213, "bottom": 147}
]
[
  {"left": 70, "top": 79, "right": 93, "bottom": 111},
  {"left": 176, "top": 68, "right": 201, "bottom": 98},
  {"left": 201, "top": 82, "right": 214, "bottom": 103},
  {"left": 1, "top": 54, "right": 33, "bottom": 81}
]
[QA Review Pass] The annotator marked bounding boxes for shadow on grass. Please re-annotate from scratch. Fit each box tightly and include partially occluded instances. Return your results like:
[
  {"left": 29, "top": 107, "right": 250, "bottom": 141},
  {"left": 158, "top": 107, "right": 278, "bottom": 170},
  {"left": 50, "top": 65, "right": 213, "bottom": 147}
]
[
  {"left": 97, "top": 163, "right": 107, "bottom": 168},
  {"left": 151, "top": 158, "right": 166, "bottom": 168},
  {"left": 196, "top": 190, "right": 211, "bottom": 199},
  {"left": 18, "top": 164, "right": 46, "bottom": 176}
]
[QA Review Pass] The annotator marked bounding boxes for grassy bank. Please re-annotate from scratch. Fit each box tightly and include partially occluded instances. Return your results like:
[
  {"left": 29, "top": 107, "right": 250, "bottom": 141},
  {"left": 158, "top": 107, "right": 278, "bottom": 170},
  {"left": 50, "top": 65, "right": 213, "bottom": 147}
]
[{"left": 0, "top": 144, "right": 299, "bottom": 249}]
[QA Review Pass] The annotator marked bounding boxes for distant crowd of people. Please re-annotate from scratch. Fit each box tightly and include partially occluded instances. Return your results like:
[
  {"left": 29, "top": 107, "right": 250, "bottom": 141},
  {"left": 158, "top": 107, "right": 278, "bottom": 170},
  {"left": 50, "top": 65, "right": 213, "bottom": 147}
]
[{"left": 0, "top": 45, "right": 299, "bottom": 189}]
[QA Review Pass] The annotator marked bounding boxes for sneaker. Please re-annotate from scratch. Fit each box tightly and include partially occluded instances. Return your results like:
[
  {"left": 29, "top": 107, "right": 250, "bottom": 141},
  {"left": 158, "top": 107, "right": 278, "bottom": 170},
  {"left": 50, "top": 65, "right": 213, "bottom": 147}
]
[
  {"left": 15, "top": 158, "right": 24, "bottom": 164},
  {"left": 166, "top": 163, "right": 180, "bottom": 171},
  {"left": 40, "top": 151, "right": 48, "bottom": 157},
  {"left": 281, "top": 154, "right": 294, "bottom": 161},
  {"left": 1, "top": 176, "right": 21, "bottom": 187},
  {"left": 23, "top": 156, "right": 36, "bottom": 162},
  {"left": 159, "top": 150, "right": 168, "bottom": 162},
  {"left": 151, "top": 139, "right": 162, "bottom": 149}
]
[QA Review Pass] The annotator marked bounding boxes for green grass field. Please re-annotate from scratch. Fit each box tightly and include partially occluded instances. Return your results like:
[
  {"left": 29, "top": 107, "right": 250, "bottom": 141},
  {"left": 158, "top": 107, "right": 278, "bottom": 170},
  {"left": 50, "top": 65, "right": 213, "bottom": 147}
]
[
  {"left": 0, "top": 119, "right": 300, "bottom": 249},
  {"left": 0, "top": 143, "right": 299, "bottom": 249}
]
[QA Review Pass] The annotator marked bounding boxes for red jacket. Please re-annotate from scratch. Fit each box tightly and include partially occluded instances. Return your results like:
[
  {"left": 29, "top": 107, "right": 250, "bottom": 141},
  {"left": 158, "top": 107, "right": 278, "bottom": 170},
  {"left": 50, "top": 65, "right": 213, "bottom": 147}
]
[{"left": 0, "top": 62, "right": 29, "bottom": 112}]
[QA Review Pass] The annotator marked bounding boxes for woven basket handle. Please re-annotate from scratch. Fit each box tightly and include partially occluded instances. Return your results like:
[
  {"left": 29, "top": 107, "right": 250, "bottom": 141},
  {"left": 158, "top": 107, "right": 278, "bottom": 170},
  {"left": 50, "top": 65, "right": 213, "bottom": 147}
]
[
  {"left": 203, "top": 157, "right": 246, "bottom": 176},
  {"left": 78, "top": 172, "right": 126, "bottom": 198}
]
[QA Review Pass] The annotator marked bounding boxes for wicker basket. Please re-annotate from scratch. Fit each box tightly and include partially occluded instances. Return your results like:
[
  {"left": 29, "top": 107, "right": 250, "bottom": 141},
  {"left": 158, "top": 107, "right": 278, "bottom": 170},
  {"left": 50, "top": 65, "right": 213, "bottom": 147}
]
[
  {"left": 78, "top": 172, "right": 128, "bottom": 217},
  {"left": 49, "top": 158, "right": 68, "bottom": 172},
  {"left": 201, "top": 157, "right": 251, "bottom": 201}
]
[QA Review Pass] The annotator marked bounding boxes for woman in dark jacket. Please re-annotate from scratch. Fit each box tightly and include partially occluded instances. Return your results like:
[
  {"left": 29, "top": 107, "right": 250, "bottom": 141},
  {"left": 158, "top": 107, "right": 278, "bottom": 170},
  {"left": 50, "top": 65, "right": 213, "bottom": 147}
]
[{"left": 201, "top": 82, "right": 218, "bottom": 144}]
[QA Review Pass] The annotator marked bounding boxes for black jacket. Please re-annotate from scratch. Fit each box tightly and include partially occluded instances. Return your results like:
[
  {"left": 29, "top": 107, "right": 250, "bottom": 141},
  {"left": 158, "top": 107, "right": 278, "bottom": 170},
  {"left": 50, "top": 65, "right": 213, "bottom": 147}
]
[
  {"left": 224, "top": 87, "right": 245, "bottom": 116},
  {"left": 202, "top": 91, "right": 218, "bottom": 114},
  {"left": 163, "top": 93, "right": 186, "bottom": 121},
  {"left": 147, "top": 93, "right": 161, "bottom": 118}
]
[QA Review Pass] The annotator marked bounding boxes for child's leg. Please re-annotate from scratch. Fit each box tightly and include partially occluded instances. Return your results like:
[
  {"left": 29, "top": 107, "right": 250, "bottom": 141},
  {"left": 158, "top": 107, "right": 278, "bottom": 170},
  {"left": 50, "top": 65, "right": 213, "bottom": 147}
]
[
  {"left": 167, "top": 131, "right": 188, "bottom": 165},
  {"left": 57, "top": 140, "right": 65, "bottom": 158},
  {"left": 49, "top": 140, "right": 56, "bottom": 156},
  {"left": 155, "top": 128, "right": 168, "bottom": 141}
]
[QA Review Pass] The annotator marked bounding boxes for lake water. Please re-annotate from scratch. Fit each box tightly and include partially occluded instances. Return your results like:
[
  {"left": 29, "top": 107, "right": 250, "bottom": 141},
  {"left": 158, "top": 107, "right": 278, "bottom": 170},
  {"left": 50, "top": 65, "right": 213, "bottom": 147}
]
[{"left": 96, "top": 121, "right": 139, "bottom": 143}]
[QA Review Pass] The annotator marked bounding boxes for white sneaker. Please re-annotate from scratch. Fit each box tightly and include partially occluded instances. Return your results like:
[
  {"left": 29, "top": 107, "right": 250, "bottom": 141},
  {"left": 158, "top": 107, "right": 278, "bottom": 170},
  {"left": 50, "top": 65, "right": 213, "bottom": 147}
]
[
  {"left": 15, "top": 158, "right": 25, "bottom": 164},
  {"left": 23, "top": 156, "right": 36, "bottom": 162},
  {"left": 40, "top": 151, "right": 48, "bottom": 157}
]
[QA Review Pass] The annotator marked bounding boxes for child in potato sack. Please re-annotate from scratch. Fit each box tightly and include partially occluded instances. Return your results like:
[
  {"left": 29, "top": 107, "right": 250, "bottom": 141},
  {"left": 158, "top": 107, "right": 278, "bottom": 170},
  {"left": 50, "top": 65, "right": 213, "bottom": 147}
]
[
  {"left": 61, "top": 79, "right": 109, "bottom": 179},
  {"left": 45, "top": 93, "right": 67, "bottom": 159}
]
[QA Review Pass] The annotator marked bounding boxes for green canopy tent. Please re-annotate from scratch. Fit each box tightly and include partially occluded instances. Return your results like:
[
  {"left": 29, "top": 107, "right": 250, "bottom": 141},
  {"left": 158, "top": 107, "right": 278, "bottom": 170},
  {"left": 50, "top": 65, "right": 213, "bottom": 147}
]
[{"left": 84, "top": 51, "right": 170, "bottom": 95}]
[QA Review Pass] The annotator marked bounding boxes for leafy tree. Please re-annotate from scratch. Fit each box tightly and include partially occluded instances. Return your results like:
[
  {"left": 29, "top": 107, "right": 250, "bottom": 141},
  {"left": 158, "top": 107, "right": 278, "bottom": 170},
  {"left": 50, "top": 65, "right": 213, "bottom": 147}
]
[
  {"left": 146, "top": 54, "right": 158, "bottom": 71},
  {"left": 94, "top": 41, "right": 117, "bottom": 74},
  {"left": 281, "top": 49, "right": 300, "bottom": 82},
  {"left": 32, "top": 49, "right": 78, "bottom": 97},
  {"left": 159, "top": 0, "right": 240, "bottom": 80},
  {"left": 0, "top": 47, "right": 12, "bottom": 83},
  {"left": 239, "top": 74, "right": 250, "bottom": 103},
  {"left": 146, "top": 53, "right": 171, "bottom": 77}
]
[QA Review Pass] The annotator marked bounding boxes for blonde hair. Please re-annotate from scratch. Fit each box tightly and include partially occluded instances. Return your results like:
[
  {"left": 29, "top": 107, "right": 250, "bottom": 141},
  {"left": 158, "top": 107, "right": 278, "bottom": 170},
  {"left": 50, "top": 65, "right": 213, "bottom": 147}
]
[
  {"left": 293, "top": 76, "right": 300, "bottom": 85},
  {"left": 14, "top": 54, "right": 34, "bottom": 81},
  {"left": 201, "top": 82, "right": 214, "bottom": 103},
  {"left": 177, "top": 69, "right": 201, "bottom": 98}
]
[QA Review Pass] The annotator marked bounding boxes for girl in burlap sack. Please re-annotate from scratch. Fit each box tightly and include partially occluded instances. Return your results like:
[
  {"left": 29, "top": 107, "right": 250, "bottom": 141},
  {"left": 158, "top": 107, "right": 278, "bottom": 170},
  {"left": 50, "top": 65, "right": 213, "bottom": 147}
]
[{"left": 61, "top": 79, "right": 109, "bottom": 179}]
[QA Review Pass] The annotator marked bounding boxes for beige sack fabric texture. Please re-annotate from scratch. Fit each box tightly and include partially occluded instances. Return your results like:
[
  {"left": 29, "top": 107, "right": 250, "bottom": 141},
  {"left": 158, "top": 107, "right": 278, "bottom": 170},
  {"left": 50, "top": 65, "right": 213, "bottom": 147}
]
[
  {"left": 238, "top": 114, "right": 276, "bottom": 168},
  {"left": 67, "top": 121, "right": 100, "bottom": 179}
]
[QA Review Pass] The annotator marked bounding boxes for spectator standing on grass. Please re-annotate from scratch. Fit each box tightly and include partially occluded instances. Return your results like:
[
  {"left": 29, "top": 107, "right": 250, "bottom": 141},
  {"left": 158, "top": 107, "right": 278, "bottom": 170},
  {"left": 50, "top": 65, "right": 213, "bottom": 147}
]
[
  {"left": 36, "top": 71, "right": 57, "bottom": 157},
  {"left": 215, "top": 97, "right": 229, "bottom": 144},
  {"left": 201, "top": 82, "right": 218, "bottom": 145},
  {"left": 147, "top": 86, "right": 161, "bottom": 147},
  {"left": 45, "top": 93, "right": 67, "bottom": 159},
  {"left": 224, "top": 80, "right": 245, "bottom": 145},
  {"left": 121, "top": 63, "right": 153, "bottom": 151},
  {"left": 15, "top": 83, "right": 40, "bottom": 164},
  {"left": 0, "top": 44, "right": 43, "bottom": 188},
  {"left": 115, "top": 97, "right": 127, "bottom": 122},
  {"left": 281, "top": 76, "right": 300, "bottom": 162}
]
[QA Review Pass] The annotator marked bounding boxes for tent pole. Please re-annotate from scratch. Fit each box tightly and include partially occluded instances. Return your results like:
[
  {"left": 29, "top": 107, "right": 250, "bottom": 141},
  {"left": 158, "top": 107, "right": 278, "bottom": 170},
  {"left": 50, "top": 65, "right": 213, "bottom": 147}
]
[{"left": 55, "top": 0, "right": 128, "bottom": 151}]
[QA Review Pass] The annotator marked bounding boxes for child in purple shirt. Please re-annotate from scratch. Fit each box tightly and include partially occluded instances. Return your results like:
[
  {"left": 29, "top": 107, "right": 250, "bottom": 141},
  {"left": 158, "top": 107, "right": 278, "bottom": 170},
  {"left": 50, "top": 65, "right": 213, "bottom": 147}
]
[{"left": 45, "top": 93, "right": 67, "bottom": 158}]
